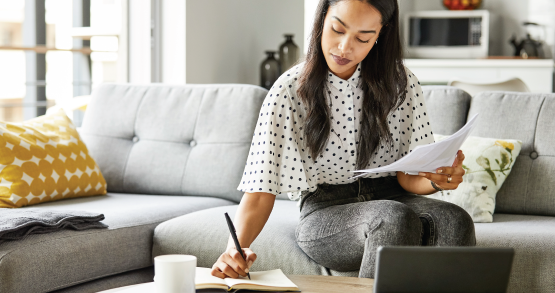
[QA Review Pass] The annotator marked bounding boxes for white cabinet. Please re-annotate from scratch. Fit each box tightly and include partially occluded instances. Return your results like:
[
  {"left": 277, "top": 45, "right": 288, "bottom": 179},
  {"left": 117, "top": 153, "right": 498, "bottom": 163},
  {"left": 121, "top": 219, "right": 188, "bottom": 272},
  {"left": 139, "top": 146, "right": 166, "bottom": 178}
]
[{"left": 404, "top": 59, "right": 554, "bottom": 93}]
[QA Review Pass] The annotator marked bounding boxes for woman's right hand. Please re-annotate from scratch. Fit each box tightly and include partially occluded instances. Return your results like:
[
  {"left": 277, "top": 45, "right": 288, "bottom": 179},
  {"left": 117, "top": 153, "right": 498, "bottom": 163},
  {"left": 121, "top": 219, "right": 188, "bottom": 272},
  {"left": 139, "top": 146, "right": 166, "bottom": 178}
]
[
  {"left": 210, "top": 192, "right": 274, "bottom": 279},
  {"left": 211, "top": 247, "right": 257, "bottom": 279}
]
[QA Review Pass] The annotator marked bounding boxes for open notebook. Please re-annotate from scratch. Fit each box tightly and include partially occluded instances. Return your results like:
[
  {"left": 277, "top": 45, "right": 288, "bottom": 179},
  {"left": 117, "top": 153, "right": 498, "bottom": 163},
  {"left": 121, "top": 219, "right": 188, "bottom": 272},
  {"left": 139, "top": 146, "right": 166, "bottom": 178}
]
[
  {"left": 106, "top": 267, "right": 300, "bottom": 293},
  {"left": 196, "top": 267, "right": 300, "bottom": 292}
]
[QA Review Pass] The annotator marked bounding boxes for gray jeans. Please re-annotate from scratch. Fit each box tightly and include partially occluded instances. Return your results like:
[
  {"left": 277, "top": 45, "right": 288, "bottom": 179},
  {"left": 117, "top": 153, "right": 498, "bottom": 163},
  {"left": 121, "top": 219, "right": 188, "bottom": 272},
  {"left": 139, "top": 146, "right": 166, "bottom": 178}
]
[{"left": 295, "top": 176, "right": 476, "bottom": 278}]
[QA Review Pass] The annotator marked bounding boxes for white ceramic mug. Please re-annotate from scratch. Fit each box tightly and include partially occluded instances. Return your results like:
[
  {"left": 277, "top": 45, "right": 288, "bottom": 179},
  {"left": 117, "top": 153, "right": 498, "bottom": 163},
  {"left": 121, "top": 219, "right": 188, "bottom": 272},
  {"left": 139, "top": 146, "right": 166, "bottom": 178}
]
[{"left": 154, "top": 254, "right": 197, "bottom": 293}]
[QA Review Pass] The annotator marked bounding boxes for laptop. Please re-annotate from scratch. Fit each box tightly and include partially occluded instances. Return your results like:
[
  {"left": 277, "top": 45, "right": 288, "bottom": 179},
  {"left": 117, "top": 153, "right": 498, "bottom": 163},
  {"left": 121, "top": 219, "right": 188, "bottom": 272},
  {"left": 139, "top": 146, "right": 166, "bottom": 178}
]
[{"left": 373, "top": 246, "right": 514, "bottom": 293}]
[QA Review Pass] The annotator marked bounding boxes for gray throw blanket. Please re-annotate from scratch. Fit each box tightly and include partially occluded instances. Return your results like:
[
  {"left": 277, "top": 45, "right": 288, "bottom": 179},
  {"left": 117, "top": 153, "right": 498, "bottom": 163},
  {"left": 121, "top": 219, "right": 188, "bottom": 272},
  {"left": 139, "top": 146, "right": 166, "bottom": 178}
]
[{"left": 0, "top": 209, "right": 108, "bottom": 244}]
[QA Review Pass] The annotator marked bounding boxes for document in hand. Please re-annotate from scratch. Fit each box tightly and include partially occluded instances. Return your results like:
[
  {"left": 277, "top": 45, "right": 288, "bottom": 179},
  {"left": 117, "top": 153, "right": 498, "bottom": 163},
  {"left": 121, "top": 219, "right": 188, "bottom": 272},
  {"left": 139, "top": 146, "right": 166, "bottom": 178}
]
[
  {"left": 352, "top": 113, "right": 479, "bottom": 177},
  {"left": 196, "top": 267, "right": 300, "bottom": 292}
]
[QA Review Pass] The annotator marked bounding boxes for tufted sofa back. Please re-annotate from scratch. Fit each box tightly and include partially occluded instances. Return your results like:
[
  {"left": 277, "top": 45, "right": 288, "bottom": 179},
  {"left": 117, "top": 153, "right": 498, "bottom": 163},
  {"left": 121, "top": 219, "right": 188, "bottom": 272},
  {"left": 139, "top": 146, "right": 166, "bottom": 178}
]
[
  {"left": 423, "top": 86, "right": 555, "bottom": 217},
  {"left": 80, "top": 83, "right": 268, "bottom": 203}
]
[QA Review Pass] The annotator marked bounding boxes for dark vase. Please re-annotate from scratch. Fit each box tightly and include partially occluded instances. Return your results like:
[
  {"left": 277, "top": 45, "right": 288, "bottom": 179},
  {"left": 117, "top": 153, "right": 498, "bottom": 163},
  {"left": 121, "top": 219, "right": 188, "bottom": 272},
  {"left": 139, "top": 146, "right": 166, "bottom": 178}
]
[
  {"left": 279, "top": 34, "right": 300, "bottom": 73},
  {"left": 260, "top": 51, "right": 281, "bottom": 90}
]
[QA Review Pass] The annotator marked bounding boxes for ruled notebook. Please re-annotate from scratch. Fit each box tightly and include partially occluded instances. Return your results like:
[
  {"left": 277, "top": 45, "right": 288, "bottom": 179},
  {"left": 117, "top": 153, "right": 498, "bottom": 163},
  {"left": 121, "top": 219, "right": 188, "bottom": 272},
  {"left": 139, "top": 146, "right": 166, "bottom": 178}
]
[{"left": 196, "top": 267, "right": 300, "bottom": 292}]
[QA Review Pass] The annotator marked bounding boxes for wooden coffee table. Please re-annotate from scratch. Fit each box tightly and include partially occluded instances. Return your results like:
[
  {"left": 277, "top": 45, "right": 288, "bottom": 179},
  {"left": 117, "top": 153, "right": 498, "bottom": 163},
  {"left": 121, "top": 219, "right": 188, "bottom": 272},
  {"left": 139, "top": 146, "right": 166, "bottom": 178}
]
[
  {"left": 289, "top": 275, "right": 374, "bottom": 293},
  {"left": 98, "top": 275, "right": 374, "bottom": 292}
]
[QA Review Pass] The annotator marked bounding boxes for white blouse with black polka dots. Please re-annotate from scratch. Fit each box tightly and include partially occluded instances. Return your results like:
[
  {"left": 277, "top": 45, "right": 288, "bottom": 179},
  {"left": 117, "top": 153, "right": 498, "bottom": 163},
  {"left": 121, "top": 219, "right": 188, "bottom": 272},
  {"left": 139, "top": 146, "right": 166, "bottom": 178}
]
[{"left": 237, "top": 61, "right": 435, "bottom": 201}]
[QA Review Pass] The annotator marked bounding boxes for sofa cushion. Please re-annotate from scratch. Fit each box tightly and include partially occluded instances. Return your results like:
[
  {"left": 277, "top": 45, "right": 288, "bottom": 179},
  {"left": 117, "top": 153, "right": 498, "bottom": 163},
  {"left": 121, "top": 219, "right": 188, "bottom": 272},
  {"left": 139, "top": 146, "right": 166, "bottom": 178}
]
[
  {"left": 475, "top": 214, "right": 555, "bottom": 293},
  {"left": 80, "top": 84, "right": 268, "bottom": 203},
  {"left": 0, "top": 193, "right": 235, "bottom": 293},
  {"left": 152, "top": 200, "right": 328, "bottom": 276},
  {"left": 422, "top": 86, "right": 472, "bottom": 136},
  {"left": 468, "top": 92, "right": 555, "bottom": 216}
]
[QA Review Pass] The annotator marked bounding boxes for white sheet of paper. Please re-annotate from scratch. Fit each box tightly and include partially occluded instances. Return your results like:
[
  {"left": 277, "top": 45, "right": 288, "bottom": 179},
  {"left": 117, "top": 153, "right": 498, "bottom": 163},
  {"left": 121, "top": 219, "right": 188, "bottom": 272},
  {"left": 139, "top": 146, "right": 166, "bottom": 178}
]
[{"left": 352, "top": 113, "right": 479, "bottom": 177}]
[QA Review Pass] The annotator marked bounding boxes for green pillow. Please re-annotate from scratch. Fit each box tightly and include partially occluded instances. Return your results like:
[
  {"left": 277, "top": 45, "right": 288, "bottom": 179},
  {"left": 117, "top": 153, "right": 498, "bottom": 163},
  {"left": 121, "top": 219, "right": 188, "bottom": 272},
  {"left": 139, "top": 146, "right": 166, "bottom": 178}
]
[{"left": 427, "top": 135, "right": 522, "bottom": 222}]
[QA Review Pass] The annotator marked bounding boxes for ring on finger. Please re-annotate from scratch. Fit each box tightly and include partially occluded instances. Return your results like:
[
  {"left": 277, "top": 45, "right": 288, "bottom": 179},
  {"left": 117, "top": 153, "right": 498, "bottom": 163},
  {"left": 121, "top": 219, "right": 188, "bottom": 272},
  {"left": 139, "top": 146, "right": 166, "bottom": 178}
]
[{"left": 447, "top": 176, "right": 452, "bottom": 183}]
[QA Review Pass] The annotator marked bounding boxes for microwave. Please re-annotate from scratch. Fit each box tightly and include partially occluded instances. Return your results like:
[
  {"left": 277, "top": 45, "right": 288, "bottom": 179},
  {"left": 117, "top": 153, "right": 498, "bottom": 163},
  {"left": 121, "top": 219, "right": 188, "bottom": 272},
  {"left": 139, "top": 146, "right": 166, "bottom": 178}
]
[{"left": 404, "top": 10, "right": 498, "bottom": 59}]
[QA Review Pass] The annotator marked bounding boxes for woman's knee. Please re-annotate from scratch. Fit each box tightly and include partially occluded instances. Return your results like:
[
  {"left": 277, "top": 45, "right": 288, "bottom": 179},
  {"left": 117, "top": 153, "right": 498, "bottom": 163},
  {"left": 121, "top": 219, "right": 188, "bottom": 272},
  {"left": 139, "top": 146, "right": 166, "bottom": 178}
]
[
  {"left": 446, "top": 203, "right": 474, "bottom": 228},
  {"left": 374, "top": 201, "right": 421, "bottom": 236},
  {"left": 434, "top": 202, "right": 476, "bottom": 246}
]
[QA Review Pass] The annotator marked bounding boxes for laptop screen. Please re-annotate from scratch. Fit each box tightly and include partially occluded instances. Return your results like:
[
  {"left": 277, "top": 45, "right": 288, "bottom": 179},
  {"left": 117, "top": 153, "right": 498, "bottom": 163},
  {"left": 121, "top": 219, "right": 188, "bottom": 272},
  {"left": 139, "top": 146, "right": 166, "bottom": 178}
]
[{"left": 373, "top": 246, "right": 514, "bottom": 293}]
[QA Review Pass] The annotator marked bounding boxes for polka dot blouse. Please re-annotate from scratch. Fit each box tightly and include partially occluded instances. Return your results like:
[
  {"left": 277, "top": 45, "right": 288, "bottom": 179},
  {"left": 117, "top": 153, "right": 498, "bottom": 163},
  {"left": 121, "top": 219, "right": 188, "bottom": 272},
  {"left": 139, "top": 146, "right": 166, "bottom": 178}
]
[{"left": 237, "top": 61, "right": 435, "bottom": 201}]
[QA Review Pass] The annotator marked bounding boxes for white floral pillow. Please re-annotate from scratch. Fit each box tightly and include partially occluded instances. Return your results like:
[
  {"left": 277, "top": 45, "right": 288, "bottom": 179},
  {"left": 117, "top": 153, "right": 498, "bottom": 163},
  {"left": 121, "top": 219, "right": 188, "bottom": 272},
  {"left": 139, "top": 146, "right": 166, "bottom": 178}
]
[{"left": 427, "top": 135, "right": 522, "bottom": 223}]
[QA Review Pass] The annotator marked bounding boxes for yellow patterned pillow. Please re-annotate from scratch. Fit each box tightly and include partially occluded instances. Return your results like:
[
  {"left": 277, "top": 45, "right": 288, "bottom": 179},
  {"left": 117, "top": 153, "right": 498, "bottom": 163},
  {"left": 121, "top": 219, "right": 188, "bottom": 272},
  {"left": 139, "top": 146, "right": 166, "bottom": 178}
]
[{"left": 0, "top": 110, "right": 107, "bottom": 208}]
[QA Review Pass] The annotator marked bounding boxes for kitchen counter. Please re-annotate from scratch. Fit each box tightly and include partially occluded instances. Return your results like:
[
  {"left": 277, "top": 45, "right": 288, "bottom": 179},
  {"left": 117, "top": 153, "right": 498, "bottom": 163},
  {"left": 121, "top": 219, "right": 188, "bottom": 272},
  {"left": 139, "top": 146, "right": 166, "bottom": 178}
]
[{"left": 404, "top": 58, "right": 554, "bottom": 93}]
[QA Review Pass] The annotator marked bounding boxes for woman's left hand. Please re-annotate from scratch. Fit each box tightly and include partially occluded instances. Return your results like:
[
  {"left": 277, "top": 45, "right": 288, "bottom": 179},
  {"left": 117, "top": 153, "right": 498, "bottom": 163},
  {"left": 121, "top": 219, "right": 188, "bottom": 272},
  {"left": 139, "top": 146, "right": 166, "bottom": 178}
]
[{"left": 418, "top": 150, "right": 466, "bottom": 190}]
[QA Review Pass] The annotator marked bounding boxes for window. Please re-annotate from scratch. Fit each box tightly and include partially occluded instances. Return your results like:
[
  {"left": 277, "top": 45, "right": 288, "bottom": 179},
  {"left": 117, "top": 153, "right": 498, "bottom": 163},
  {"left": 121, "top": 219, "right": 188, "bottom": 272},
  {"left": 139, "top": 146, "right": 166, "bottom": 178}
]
[{"left": 0, "top": 0, "right": 122, "bottom": 124}]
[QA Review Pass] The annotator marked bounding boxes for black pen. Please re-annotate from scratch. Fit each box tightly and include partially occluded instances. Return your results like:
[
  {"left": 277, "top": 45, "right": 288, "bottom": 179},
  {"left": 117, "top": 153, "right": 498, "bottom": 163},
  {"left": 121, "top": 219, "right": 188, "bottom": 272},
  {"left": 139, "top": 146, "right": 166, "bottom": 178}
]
[{"left": 224, "top": 212, "right": 251, "bottom": 280}]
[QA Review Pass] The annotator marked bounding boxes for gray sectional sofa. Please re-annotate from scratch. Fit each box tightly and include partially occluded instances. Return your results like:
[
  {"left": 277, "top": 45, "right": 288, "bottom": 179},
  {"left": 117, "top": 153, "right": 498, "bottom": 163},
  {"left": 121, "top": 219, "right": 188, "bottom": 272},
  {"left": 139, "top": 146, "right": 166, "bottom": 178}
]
[{"left": 1, "top": 83, "right": 554, "bottom": 293}]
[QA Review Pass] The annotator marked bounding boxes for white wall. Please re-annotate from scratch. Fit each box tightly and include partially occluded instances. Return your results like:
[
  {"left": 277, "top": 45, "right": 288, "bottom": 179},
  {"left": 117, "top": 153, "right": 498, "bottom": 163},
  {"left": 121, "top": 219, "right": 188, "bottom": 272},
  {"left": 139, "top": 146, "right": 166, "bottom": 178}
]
[
  {"left": 186, "top": 0, "right": 304, "bottom": 85},
  {"left": 162, "top": 0, "right": 186, "bottom": 84},
  {"left": 304, "top": 0, "right": 319, "bottom": 54}
]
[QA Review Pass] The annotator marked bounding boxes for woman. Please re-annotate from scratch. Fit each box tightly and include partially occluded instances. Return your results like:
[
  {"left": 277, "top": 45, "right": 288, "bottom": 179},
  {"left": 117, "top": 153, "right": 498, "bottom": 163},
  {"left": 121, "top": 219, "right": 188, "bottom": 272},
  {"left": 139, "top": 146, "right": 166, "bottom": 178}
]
[{"left": 211, "top": 0, "right": 476, "bottom": 279}]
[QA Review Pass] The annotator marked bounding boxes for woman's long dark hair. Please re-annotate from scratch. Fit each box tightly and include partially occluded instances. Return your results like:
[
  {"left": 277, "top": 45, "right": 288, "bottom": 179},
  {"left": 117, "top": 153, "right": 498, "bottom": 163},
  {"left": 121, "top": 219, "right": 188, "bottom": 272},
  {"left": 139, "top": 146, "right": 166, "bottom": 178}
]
[{"left": 298, "top": 0, "right": 407, "bottom": 170}]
